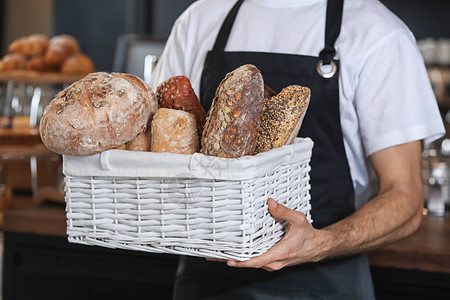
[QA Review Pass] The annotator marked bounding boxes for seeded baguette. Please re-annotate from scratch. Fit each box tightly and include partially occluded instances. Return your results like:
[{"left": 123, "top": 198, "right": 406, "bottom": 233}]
[
  {"left": 201, "top": 64, "right": 264, "bottom": 158},
  {"left": 256, "top": 85, "right": 311, "bottom": 153},
  {"left": 40, "top": 72, "right": 158, "bottom": 155}
]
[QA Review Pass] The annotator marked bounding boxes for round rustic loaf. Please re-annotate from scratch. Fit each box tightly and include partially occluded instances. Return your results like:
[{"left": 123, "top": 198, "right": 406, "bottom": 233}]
[{"left": 40, "top": 72, "right": 158, "bottom": 155}]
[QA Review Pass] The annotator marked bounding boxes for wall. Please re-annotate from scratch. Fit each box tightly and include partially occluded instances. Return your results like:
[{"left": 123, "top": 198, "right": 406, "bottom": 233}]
[{"left": 3, "top": 0, "right": 53, "bottom": 53}]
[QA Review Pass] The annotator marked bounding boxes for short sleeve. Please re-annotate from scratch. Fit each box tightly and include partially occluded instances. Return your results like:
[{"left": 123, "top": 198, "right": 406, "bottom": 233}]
[{"left": 355, "top": 29, "right": 445, "bottom": 156}]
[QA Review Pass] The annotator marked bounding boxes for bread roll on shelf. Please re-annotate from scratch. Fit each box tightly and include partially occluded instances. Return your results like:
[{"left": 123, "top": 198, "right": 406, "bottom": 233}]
[
  {"left": 61, "top": 53, "right": 95, "bottom": 74},
  {"left": 43, "top": 35, "right": 80, "bottom": 68},
  {"left": 151, "top": 108, "right": 199, "bottom": 154},
  {"left": 8, "top": 34, "right": 49, "bottom": 57},
  {"left": 0, "top": 53, "right": 27, "bottom": 71},
  {"left": 256, "top": 85, "right": 311, "bottom": 153},
  {"left": 201, "top": 64, "right": 264, "bottom": 158}
]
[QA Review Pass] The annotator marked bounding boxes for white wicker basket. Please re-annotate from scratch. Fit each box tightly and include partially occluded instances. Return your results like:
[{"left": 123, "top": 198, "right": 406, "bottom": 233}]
[{"left": 64, "top": 138, "right": 313, "bottom": 261}]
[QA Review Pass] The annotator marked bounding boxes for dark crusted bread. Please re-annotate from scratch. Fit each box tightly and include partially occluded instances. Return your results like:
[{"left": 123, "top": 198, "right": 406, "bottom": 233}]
[
  {"left": 256, "top": 85, "right": 310, "bottom": 153},
  {"left": 156, "top": 75, "right": 206, "bottom": 135},
  {"left": 201, "top": 64, "right": 264, "bottom": 158}
]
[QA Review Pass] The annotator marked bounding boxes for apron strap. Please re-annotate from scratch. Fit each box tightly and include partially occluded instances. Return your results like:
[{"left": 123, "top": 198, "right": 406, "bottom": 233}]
[
  {"left": 212, "top": 0, "right": 244, "bottom": 52},
  {"left": 319, "top": 0, "right": 344, "bottom": 65}
]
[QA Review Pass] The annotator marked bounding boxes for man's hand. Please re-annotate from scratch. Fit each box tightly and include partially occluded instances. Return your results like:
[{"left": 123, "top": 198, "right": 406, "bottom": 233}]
[
  {"left": 219, "top": 141, "right": 423, "bottom": 271},
  {"left": 226, "top": 198, "right": 330, "bottom": 271}
]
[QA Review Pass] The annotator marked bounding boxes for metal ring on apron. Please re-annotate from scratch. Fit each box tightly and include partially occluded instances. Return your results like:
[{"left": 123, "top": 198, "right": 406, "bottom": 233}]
[{"left": 316, "top": 59, "right": 337, "bottom": 78}]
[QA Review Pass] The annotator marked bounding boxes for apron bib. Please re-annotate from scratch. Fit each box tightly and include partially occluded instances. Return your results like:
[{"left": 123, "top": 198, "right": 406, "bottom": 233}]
[{"left": 173, "top": 1, "right": 375, "bottom": 299}]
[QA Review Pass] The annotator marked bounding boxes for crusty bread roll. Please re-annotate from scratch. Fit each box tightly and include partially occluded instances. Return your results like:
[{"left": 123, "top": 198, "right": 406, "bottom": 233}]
[
  {"left": 43, "top": 35, "right": 80, "bottom": 68},
  {"left": 0, "top": 53, "right": 27, "bottom": 71},
  {"left": 40, "top": 72, "right": 158, "bottom": 155},
  {"left": 8, "top": 34, "right": 49, "bottom": 57},
  {"left": 61, "top": 53, "right": 95, "bottom": 74},
  {"left": 25, "top": 55, "right": 49, "bottom": 72},
  {"left": 156, "top": 75, "right": 206, "bottom": 135},
  {"left": 256, "top": 85, "right": 311, "bottom": 153},
  {"left": 125, "top": 129, "right": 152, "bottom": 151},
  {"left": 201, "top": 64, "right": 264, "bottom": 158},
  {"left": 150, "top": 108, "right": 199, "bottom": 154}
]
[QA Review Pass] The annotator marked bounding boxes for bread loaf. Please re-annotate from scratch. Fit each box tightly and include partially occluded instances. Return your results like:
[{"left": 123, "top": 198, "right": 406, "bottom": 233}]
[
  {"left": 201, "top": 64, "right": 264, "bottom": 158},
  {"left": 61, "top": 53, "right": 95, "bottom": 74},
  {"left": 125, "top": 129, "right": 152, "bottom": 151},
  {"left": 156, "top": 76, "right": 206, "bottom": 134},
  {"left": 256, "top": 85, "right": 311, "bottom": 153},
  {"left": 43, "top": 35, "right": 80, "bottom": 68},
  {"left": 25, "top": 56, "right": 49, "bottom": 72},
  {"left": 0, "top": 53, "right": 26, "bottom": 71},
  {"left": 8, "top": 34, "right": 49, "bottom": 57},
  {"left": 150, "top": 108, "right": 199, "bottom": 154},
  {"left": 40, "top": 72, "right": 158, "bottom": 155}
]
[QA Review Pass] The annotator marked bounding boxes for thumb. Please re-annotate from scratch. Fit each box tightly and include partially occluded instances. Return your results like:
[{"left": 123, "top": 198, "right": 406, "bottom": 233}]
[{"left": 267, "top": 198, "right": 306, "bottom": 226}]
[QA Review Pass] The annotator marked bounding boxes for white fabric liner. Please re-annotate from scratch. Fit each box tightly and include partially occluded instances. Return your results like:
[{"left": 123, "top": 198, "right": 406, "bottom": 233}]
[{"left": 63, "top": 138, "right": 313, "bottom": 180}]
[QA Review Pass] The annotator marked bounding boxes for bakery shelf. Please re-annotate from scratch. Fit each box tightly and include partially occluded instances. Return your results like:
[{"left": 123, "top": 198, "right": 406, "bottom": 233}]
[{"left": 0, "top": 70, "right": 88, "bottom": 85}]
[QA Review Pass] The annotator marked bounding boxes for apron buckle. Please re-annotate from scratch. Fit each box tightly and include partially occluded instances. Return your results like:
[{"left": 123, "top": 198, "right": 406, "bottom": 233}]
[{"left": 316, "top": 59, "right": 337, "bottom": 79}]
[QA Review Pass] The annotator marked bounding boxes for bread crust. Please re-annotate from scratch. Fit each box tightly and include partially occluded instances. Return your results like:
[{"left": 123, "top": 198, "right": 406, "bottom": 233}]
[
  {"left": 40, "top": 72, "right": 157, "bottom": 155},
  {"left": 8, "top": 34, "right": 49, "bottom": 57},
  {"left": 150, "top": 108, "right": 199, "bottom": 154},
  {"left": 256, "top": 85, "right": 311, "bottom": 153},
  {"left": 43, "top": 35, "right": 80, "bottom": 68},
  {"left": 156, "top": 75, "right": 206, "bottom": 134},
  {"left": 201, "top": 64, "right": 264, "bottom": 158},
  {"left": 61, "top": 53, "right": 95, "bottom": 74}
]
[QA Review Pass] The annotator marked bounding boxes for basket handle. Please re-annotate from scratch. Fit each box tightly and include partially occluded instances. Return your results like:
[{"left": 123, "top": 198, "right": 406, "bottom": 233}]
[
  {"left": 189, "top": 152, "right": 203, "bottom": 171},
  {"left": 100, "top": 151, "right": 112, "bottom": 171}
]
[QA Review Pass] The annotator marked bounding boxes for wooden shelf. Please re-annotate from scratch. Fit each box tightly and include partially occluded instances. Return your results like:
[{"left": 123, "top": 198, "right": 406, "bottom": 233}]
[{"left": 0, "top": 70, "right": 88, "bottom": 85}]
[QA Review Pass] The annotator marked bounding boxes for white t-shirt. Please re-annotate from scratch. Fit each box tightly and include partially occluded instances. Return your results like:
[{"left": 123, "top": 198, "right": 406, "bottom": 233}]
[{"left": 150, "top": 0, "right": 445, "bottom": 208}]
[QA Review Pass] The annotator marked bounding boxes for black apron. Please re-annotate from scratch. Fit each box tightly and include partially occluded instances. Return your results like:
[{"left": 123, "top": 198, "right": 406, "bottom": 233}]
[{"left": 172, "top": 0, "right": 375, "bottom": 299}]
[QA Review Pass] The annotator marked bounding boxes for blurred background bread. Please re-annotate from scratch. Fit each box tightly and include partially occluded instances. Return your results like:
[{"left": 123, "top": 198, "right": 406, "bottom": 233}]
[
  {"left": 61, "top": 53, "right": 95, "bottom": 74},
  {"left": 0, "top": 33, "right": 94, "bottom": 73}
]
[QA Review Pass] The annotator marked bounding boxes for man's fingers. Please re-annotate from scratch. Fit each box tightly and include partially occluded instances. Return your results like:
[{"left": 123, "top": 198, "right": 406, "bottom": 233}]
[
  {"left": 228, "top": 241, "right": 289, "bottom": 269},
  {"left": 268, "top": 198, "right": 307, "bottom": 226}
]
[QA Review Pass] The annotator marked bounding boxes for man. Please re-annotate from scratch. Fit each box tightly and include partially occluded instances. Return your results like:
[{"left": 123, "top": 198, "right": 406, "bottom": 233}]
[{"left": 150, "top": 0, "right": 445, "bottom": 298}]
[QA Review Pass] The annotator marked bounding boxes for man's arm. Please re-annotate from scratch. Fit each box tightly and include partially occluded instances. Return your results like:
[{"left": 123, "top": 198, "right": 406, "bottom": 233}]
[{"left": 228, "top": 141, "right": 423, "bottom": 271}]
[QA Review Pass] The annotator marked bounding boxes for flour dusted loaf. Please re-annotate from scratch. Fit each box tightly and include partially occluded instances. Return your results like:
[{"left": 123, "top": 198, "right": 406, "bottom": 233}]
[
  {"left": 150, "top": 108, "right": 199, "bottom": 154},
  {"left": 156, "top": 75, "right": 206, "bottom": 134},
  {"left": 201, "top": 64, "right": 264, "bottom": 158},
  {"left": 40, "top": 72, "right": 158, "bottom": 155},
  {"left": 256, "top": 85, "right": 311, "bottom": 153}
]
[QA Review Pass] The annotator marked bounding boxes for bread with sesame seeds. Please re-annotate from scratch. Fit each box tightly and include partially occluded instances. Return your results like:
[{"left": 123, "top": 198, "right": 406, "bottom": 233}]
[
  {"left": 256, "top": 85, "right": 311, "bottom": 153},
  {"left": 156, "top": 75, "right": 207, "bottom": 135},
  {"left": 201, "top": 64, "right": 264, "bottom": 158},
  {"left": 39, "top": 72, "right": 158, "bottom": 155}
]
